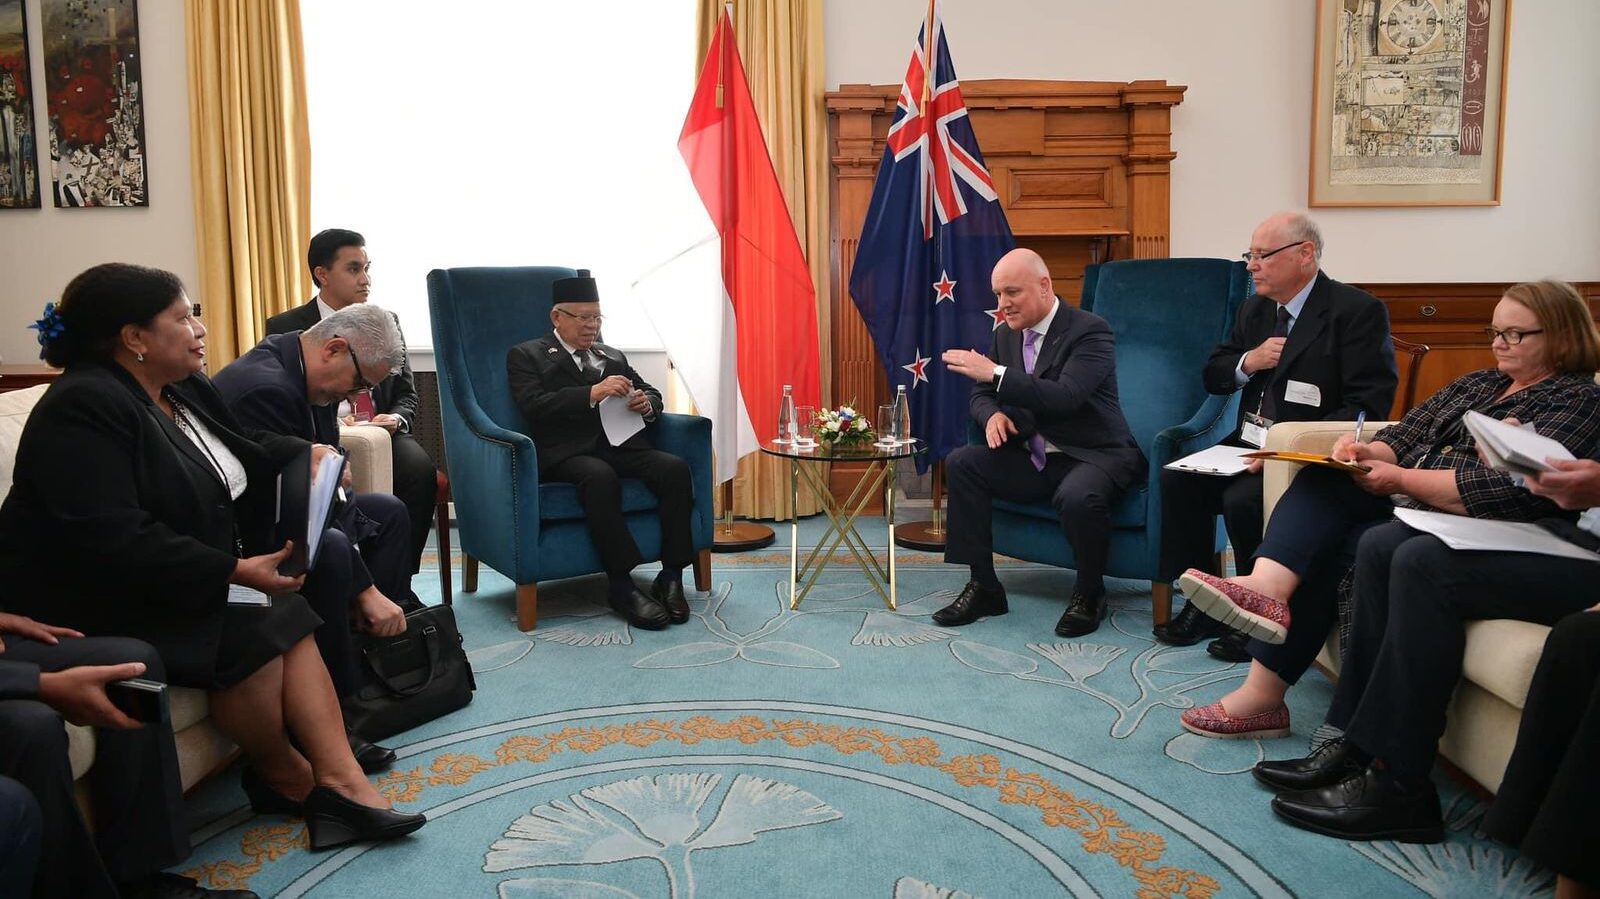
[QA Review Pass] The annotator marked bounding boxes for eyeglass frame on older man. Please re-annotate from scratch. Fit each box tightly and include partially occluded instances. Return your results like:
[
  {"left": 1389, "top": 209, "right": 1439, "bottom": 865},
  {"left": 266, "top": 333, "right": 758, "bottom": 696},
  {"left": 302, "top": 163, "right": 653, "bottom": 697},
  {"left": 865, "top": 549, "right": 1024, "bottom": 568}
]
[
  {"left": 554, "top": 308, "right": 605, "bottom": 325},
  {"left": 1239, "top": 240, "right": 1309, "bottom": 264},
  {"left": 341, "top": 338, "right": 375, "bottom": 392}
]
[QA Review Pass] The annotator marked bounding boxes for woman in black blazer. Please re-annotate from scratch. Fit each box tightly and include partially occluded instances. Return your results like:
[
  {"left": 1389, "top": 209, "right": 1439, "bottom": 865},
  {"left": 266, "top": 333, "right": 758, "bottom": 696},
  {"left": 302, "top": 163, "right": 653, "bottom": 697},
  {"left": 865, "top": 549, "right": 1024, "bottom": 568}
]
[{"left": 0, "top": 264, "right": 423, "bottom": 850}]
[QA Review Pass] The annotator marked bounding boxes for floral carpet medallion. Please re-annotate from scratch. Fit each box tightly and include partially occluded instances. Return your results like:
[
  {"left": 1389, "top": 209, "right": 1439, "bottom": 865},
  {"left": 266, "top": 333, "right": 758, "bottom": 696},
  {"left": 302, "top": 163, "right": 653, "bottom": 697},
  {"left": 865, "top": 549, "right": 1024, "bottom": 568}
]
[{"left": 177, "top": 558, "right": 1558, "bottom": 897}]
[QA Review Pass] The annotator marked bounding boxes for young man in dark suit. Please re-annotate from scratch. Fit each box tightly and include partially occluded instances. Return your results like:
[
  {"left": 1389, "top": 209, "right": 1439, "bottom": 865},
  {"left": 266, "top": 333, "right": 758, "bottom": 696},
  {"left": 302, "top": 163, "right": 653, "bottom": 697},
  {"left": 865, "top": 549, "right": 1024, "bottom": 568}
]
[
  {"left": 1154, "top": 211, "right": 1397, "bottom": 659},
  {"left": 505, "top": 271, "right": 694, "bottom": 631},
  {"left": 266, "top": 229, "right": 438, "bottom": 575},
  {"left": 936, "top": 248, "right": 1148, "bottom": 637}
]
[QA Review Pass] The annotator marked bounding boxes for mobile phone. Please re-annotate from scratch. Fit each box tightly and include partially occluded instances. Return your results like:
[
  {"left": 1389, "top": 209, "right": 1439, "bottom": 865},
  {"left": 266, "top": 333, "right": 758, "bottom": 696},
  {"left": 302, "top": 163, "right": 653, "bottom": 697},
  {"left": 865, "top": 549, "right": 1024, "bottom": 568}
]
[{"left": 106, "top": 677, "right": 170, "bottom": 725}]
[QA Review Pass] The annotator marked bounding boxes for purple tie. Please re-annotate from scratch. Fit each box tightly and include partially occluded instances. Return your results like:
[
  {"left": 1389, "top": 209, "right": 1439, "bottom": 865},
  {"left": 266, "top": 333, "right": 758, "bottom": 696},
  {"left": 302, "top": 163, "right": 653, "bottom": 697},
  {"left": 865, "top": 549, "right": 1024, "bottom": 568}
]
[{"left": 1023, "top": 330, "right": 1046, "bottom": 471}]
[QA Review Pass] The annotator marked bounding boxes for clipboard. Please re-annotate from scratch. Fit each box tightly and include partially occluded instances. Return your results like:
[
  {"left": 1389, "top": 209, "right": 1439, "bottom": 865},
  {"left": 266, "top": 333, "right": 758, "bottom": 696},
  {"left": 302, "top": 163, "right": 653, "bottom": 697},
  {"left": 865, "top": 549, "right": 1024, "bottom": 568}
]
[
  {"left": 274, "top": 446, "right": 347, "bottom": 577},
  {"left": 1241, "top": 450, "right": 1370, "bottom": 474}
]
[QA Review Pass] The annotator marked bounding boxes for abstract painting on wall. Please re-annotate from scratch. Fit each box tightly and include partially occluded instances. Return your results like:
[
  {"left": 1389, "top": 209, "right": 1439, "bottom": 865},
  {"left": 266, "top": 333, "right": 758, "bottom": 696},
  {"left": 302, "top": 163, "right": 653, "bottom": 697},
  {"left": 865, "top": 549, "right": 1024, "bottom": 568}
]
[
  {"left": 0, "top": 0, "right": 40, "bottom": 208},
  {"left": 41, "top": 0, "right": 147, "bottom": 207},
  {"left": 1310, "top": 0, "right": 1510, "bottom": 206}
]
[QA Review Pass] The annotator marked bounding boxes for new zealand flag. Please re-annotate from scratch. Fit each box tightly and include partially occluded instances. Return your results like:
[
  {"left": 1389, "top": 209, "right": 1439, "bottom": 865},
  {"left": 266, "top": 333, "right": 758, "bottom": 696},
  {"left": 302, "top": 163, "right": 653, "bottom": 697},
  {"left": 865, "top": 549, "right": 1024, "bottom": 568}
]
[{"left": 848, "top": 3, "right": 1015, "bottom": 472}]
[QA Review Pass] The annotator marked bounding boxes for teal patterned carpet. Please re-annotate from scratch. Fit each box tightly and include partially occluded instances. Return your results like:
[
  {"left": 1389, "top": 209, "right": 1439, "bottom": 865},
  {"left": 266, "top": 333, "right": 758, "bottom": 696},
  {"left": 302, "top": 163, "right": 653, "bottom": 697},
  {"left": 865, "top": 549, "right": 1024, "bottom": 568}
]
[{"left": 175, "top": 520, "right": 1555, "bottom": 898}]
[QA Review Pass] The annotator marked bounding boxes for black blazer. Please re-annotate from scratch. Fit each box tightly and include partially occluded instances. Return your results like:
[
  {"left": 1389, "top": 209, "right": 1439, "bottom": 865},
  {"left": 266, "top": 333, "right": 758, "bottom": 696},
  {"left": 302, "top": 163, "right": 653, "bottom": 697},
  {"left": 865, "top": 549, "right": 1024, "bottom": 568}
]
[
  {"left": 971, "top": 302, "right": 1147, "bottom": 490},
  {"left": 265, "top": 299, "right": 419, "bottom": 430},
  {"left": 1204, "top": 271, "right": 1397, "bottom": 438},
  {"left": 0, "top": 363, "right": 305, "bottom": 685},
  {"left": 507, "top": 336, "right": 663, "bottom": 473},
  {"left": 211, "top": 333, "right": 340, "bottom": 445}
]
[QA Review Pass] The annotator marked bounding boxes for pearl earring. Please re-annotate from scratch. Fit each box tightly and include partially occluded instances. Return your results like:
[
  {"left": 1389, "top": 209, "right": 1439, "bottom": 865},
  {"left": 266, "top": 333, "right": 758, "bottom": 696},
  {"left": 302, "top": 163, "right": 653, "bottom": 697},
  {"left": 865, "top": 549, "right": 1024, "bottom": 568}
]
[{"left": 136, "top": 352, "right": 145, "bottom": 363}]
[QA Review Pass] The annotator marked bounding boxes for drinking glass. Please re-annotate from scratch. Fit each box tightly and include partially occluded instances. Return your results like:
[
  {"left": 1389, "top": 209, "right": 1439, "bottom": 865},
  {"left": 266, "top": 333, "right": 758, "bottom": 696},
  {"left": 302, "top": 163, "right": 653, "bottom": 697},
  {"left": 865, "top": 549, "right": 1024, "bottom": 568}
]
[
  {"left": 794, "top": 405, "right": 817, "bottom": 447},
  {"left": 876, "top": 404, "right": 898, "bottom": 447}
]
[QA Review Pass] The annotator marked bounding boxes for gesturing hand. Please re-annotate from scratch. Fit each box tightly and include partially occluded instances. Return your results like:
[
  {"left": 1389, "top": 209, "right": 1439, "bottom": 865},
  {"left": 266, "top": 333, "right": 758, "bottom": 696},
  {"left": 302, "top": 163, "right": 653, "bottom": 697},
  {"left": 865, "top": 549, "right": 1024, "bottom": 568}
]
[
  {"left": 0, "top": 612, "right": 83, "bottom": 653},
  {"left": 941, "top": 348, "right": 997, "bottom": 384},
  {"left": 985, "top": 412, "right": 1018, "bottom": 449},
  {"left": 231, "top": 541, "right": 306, "bottom": 595},
  {"left": 38, "top": 662, "right": 148, "bottom": 729}
]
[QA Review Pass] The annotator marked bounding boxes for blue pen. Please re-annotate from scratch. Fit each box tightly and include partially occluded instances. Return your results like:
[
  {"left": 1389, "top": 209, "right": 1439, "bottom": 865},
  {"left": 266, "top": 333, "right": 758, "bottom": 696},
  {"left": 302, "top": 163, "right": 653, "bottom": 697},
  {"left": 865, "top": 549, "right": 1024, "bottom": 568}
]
[{"left": 1352, "top": 411, "right": 1367, "bottom": 445}]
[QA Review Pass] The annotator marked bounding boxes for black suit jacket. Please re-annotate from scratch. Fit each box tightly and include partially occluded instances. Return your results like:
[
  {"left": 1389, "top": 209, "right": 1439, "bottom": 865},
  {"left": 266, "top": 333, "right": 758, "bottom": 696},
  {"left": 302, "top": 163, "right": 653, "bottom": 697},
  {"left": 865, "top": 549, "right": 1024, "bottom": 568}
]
[
  {"left": 972, "top": 302, "right": 1147, "bottom": 490},
  {"left": 507, "top": 336, "right": 663, "bottom": 473},
  {"left": 265, "top": 299, "right": 419, "bottom": 431},
  {"left": 0, "top": 363, "right": 305, "bottom": 685},
  {"left": 1204, "top": 271, "right": 1397, "bottom": 438},
  {"left": 211, "top": 333, "right": 341, "bottom": 446}
]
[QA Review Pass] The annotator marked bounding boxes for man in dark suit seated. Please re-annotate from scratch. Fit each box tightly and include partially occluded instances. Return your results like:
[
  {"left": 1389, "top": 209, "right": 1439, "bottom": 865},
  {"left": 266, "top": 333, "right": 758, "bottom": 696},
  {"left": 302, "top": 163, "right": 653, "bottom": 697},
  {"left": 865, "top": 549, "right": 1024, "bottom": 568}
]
[
  {"left": 0, "top": 611, "right": 256, "bottom": 898},
  {"left": 266, "top": 229, "right": 438, "bottom": 575},
  {"left": 213, "top": 303, "right": 416, "bottom": 771},
  {"left": 1154, "top": 211, "right": 1397, "bottom": 660},
  {"left": 935, "top": 248, "right": 1148, "bottom": 637},
  {"left": 506, "top": 270, "right": 693, "bottom": 631}
]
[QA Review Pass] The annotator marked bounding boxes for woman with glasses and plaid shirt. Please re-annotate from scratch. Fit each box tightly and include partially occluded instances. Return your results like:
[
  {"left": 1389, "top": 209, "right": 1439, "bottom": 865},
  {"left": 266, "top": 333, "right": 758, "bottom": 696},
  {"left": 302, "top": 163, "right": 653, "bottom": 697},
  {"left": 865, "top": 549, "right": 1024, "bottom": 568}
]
[{"left": 1175, "top": 281, "right": 1600, "bottom": 801}]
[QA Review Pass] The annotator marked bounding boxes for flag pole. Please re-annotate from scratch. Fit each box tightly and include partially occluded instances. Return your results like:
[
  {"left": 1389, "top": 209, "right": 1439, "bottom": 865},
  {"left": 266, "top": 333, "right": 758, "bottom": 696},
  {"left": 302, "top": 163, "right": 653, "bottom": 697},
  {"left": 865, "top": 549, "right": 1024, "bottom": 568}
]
[{"left": 710, "top": 2, "right": 775, "bottom": 553}]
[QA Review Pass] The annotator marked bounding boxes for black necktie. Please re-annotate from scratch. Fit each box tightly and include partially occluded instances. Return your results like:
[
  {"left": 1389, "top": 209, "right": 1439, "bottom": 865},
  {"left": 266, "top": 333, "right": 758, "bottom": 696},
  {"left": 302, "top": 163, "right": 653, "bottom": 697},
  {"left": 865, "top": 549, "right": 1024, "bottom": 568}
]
[
  {"left": 577, "top": 349, "right": 602, "bottom": 380},
  {"left": 1261, "top": 307, "right": 1292, "bottom": 419},
  {"left": 1273, "top": 306, "right": 1291, "bottom": 338}
]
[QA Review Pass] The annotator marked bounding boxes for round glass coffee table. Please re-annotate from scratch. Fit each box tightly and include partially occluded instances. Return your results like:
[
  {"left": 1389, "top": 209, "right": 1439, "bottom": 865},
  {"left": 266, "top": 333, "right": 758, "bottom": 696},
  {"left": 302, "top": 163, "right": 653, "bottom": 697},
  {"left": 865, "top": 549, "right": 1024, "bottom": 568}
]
[{"left": 760, "top": 438, "right": 927, "bottom": 610}]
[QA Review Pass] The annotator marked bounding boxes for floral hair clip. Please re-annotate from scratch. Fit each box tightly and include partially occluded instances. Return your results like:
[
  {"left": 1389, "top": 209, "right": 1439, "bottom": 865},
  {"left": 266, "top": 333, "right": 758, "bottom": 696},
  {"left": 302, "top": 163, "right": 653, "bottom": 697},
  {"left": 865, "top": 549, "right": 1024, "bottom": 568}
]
[{"left": 29, "top": 302, "right": 66, "bottom": 357}]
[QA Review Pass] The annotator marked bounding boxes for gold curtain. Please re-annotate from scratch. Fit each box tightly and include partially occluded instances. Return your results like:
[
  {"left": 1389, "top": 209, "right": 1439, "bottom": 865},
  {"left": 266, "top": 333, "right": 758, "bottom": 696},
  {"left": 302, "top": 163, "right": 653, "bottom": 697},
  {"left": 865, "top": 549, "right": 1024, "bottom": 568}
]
[
  {"left": 185, "top": 0, "right": 312, "bottom": 369},
  {"left": 694, "top": 0, "right": 830, "bottom": 520}
]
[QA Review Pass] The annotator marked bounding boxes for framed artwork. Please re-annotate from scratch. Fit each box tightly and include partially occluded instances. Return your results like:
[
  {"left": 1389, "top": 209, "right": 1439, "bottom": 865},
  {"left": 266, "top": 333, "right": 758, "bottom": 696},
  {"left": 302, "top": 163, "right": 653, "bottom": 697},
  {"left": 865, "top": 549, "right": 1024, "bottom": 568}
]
[
  {"left": 1310, "top": 0, "right": 1511, "bottom": 207},
  {"left": 40, "top": 0, "right": 148, "bottom": 207},
  {"left": 0, "top": 0, "right": 40, "bottom": 208}
]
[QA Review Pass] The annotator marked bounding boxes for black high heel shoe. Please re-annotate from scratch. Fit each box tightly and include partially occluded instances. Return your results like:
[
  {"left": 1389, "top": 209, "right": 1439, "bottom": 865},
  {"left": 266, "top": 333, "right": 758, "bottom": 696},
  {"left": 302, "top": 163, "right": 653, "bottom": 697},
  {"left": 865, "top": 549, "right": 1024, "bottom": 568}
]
[
  {"left": 240, "top": 766, "right": 306, "bottom": 816},
  {"left": 303, "top": 786, "right": 427, "bottom": 850}
]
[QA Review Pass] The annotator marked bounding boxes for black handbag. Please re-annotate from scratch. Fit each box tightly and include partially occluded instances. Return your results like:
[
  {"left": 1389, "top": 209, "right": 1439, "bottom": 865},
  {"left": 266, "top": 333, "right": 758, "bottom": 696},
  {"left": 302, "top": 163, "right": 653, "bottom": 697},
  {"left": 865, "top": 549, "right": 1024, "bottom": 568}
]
[{"left": 346, "top": 604, "right": 476, "bottom": 742}]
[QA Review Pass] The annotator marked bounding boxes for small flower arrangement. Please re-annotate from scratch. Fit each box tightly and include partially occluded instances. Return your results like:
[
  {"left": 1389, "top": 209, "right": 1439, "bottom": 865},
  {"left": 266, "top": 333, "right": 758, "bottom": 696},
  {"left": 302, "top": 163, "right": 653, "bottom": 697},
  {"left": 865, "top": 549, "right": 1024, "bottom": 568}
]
[{"left": 813, "top": 402, "right": 875, "bottom": 448}]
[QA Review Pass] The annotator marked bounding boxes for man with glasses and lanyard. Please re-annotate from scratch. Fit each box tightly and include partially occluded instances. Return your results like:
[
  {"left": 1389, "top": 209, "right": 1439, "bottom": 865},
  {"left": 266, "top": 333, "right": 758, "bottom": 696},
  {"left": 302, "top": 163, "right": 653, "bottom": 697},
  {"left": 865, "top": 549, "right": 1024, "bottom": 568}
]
[
  {"left": 1154, "top": 211, "right": 1397, "bottom": 659},
  {"left": 506, "top": 270, "right": 695, "bottom": 632},
  {"left": 213, "top": 303, "right": 419, "bottom": 772}
]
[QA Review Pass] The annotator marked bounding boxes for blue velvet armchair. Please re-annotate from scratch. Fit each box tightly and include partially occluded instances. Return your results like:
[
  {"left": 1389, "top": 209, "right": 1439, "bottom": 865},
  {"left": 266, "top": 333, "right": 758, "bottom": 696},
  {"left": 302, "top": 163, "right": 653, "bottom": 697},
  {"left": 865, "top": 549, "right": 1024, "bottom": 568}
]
[
  {"left": 426, "top": 266, "right": 714, "bottom": 630},
  {"left": 984, "top": 258, "right": 1250, "bottom": 624}
]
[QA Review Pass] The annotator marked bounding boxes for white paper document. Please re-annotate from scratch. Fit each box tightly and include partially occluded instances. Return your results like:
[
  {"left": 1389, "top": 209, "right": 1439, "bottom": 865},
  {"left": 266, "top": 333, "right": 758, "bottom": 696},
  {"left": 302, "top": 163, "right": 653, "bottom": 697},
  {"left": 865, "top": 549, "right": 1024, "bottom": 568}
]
[
  {"left": 1463, "top": 410, "right": 1574, "bottom": 476},
  {"left": 1164, "top": 444, "right": 1256, "bottom": 477},
  {"left": 226, "top": 584, "right": 273, "bottom": 607},
  {"left": 306, "top": 451, "right": 344, "bottom": 564},
  {"left": 1394, "top": 507, "right": 1600, "bottom": 563},
  {"left": 599, "top": 396, "right": 646, "bottom": 446}
]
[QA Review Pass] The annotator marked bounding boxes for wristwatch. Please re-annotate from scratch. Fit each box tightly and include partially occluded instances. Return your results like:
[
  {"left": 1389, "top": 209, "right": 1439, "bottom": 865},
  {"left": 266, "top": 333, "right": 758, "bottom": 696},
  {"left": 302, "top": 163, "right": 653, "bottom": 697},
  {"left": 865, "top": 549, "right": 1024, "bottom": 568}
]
[{"left": 992, "top": 364, "right": 1006, "bottom": 388}]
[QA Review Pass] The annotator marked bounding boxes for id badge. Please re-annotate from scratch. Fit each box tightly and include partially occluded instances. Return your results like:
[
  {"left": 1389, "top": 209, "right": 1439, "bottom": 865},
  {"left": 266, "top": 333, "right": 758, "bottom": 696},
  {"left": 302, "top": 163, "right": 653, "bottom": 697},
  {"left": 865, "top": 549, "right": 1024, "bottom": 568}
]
[{"left": 1240, "top": 411, "right": 1272, "bottom": 448}]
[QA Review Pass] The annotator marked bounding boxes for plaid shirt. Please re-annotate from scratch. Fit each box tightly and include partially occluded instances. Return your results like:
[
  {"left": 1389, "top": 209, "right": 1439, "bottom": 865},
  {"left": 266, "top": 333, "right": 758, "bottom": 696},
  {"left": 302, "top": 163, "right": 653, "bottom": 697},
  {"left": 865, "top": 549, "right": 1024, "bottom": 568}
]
[{"left": 1373, "top": 369, "right": 1600, "bottom": 520}]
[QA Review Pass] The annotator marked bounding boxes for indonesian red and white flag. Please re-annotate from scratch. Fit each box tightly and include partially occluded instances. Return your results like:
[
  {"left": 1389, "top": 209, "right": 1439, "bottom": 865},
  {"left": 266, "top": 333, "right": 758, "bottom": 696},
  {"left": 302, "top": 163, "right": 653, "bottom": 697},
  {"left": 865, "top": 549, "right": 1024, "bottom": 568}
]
[{"left": 666, "top": 6, "right": 821, "bottom": 485}]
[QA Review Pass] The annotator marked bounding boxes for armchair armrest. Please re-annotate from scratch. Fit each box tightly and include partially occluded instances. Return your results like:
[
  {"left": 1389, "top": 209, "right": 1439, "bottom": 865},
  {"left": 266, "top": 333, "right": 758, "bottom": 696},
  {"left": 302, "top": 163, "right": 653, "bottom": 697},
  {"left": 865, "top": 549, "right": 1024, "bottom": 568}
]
[
  {"left": 1261, "top": 420, "right": 1398, "bottom": 524},
  {"left": 339, "top": 425, "right": 394, "bottom": 494},
  {"left": 649, "top": 413, "right": 715, "bottom": 546},
  {"left": 1151, "top": 393, "right": 1241, "bottom": 465}
]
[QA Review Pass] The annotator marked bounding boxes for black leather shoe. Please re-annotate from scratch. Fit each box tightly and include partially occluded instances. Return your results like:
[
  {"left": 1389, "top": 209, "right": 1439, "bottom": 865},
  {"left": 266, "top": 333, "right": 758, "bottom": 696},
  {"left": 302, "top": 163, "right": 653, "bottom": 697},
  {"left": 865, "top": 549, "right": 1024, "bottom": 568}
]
[
  {"left": 1152, "top": 600, "right": 1225, "bottom": 646},
  {"left": 1207, "top": 629, "right": 1251, "bottom": 663},
  {"left": 240, "top": 765, "right": 305, "bottom": 816},
  {"left": 304, "top": 786, "right": 427, "bottom": 850},
  {"left": 350, "top": 731, "right": 398, "bottom": 774},
  {"left": 1271, "top": 766, "right": 1444, "bottom": 843},
  {"left": 610, "top": 586, "right": 672, "bottom": 630},
  {"left": 1254, "top": 737, "right": 1363, "bottom": 792},
  {"left": 932, "top": 581, "right": 1009, "bottom": 627},
  {"left": 119, "top": 872, "right": 259, "bottom": 899},
  {"left": 1055, "top": 590, "right": 1108, "bottom": 637},
  {"left": 652, "top": 578, "right": 691, "bottom": 624}
]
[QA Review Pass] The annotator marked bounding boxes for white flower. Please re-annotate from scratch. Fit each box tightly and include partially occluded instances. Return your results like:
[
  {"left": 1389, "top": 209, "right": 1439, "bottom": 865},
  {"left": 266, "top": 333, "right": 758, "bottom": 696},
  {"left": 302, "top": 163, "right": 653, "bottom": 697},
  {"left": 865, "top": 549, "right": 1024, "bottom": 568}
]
[
  {"left": 854, "top": 419, "right": 867, "bottom": 431},
  {"left": 840, "top": 406, "right": 856, "bottom": 417}
]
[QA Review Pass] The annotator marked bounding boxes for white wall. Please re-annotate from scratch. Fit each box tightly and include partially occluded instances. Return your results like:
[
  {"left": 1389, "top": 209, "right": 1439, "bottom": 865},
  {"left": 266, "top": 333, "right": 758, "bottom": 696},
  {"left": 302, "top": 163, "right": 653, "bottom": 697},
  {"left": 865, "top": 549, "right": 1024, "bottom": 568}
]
[
  {"left": 0, "top": 0, "right": 195, "bottom": 367},
  {"left": 827, "top": 0, "right": 1600, "bottom": 284}
]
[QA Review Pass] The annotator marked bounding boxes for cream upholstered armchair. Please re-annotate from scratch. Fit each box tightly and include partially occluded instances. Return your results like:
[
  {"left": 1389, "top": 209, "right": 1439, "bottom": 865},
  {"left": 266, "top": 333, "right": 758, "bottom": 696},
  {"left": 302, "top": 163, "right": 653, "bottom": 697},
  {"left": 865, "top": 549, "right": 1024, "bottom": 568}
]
[{"left": 1260, "top": 420, "right": 1550, "bottom": 792}]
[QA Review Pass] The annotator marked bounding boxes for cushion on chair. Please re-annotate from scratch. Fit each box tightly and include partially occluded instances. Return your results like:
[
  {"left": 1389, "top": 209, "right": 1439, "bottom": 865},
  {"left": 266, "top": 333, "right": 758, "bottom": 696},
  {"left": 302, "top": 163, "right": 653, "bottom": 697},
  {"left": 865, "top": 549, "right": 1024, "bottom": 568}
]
[
  {"left": 0, "top": 384, "right": 49, "bottom": 498},
  {"left": 339, "top": 424, "right": 395, "bottom": 494},
  {"left": 1459, "top": 618, "right": 1550, "bottom": 710},
  {"left": 538, "top": 479, "right": 667, "bottom": 522}
]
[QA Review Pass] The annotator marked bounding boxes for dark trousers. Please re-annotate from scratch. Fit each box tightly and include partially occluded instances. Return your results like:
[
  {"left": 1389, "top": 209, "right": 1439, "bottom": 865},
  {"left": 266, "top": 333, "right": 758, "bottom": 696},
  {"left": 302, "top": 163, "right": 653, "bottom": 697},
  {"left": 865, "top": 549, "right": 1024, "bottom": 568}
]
[
  {"left": 945, "top": 443, "right": 1119, "bottom": 598},
  {"left": 1484, "top": 610, "right": 1600, "bottom": 887},
  {"left": 1246, "top": 467, "right": 1392, "bottom": 684},
  {"left": 0, "top": 637, "right": 189, "bottom": 898},
  {"left": 390, "top": 432, "right": 438, "bottom": 574},
  {"left": 0, "top": 776, "right": 40, "bottom": 896},
  {"left": 548, "top": 446, "right": 695, "bottom": 575},
  {"left": 304, "top": 491, "right": 417, "bottom": 696},
  {"left": 1328, "top": 521, "right": 1599, "bottom": 782},
  {"left": 1157, "top": 465, "right": 1265, "bottom": 581}
]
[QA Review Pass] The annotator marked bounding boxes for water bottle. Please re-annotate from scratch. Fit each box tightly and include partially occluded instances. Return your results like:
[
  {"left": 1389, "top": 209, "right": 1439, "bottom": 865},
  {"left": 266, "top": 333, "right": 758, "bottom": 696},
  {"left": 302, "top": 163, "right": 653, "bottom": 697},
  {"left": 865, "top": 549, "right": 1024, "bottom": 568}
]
[
  {"left": 892, "top": 385, "right": 911, "bottom": 445},
  {"left": 776, "top": 385, "right": 796, "bottom": 444}
]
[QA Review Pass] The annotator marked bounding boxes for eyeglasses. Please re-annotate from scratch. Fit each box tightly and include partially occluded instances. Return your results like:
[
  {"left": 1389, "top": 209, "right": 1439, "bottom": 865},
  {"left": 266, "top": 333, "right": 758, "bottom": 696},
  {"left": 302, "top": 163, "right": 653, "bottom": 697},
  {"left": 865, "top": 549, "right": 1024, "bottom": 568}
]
[
  {"left": 555, "top": 309, "right": 605, "bottom": 325},
  {"left": 1240, "top": 241, "right": 1308, "bottom": 263},
  {"left": 1483, "top": 326, "right": 1544, "bottom": 346},
  {"left": 341, "top": 340, "right": 374, "bottom": 392}
]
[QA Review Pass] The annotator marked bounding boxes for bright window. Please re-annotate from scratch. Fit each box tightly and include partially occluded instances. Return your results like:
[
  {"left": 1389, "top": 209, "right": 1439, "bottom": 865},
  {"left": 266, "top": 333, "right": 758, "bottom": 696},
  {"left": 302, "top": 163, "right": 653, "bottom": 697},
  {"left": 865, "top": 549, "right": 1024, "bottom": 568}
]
[{"left": 302, "top": 0, "right": 713, "bottom": 351}]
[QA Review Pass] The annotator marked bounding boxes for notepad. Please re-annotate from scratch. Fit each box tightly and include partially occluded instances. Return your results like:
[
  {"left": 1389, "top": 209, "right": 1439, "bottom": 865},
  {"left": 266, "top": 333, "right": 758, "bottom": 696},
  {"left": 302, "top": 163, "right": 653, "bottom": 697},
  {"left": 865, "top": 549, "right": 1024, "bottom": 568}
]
[
  {"left": 1394, "top": 507, "right": 1600, "bottom": 562},
  {"left": 1165, "top": 444, "right": 1256, "bottom": 477},
  {"left": 1462, "top": 410, "right": 1574, "bottom": 477},
  {"left": 1241, "top": 450, "right": 1370, "bottom": 474}
]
